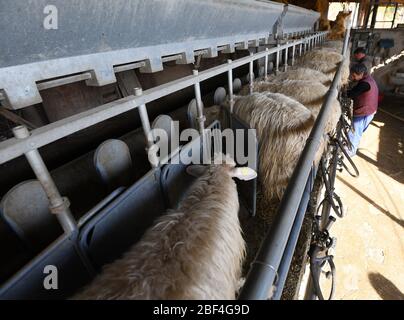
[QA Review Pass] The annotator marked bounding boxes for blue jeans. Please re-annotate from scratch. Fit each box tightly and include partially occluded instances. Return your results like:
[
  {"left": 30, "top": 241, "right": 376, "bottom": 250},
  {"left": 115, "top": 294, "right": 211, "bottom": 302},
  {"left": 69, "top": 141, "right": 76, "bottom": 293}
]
[{"left": 347, "top": 114, "right": 375, "bottom": 157}]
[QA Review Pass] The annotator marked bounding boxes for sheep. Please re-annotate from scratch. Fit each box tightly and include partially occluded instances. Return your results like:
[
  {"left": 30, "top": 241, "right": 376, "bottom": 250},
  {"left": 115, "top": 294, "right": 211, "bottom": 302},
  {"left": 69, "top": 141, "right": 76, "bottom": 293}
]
[
  {"left": 265, "top": 67, "right": 331, "bottom": 86},
  {"left": 299, "top": 49, "right": 349, "bottom": 85},
  {"left": 223, "top": 92, "right": 321, "bottom": 200},
  {"left": 239, "top": 79, "right": 341, "bottom": 134},
  {"left": 72, "top": 155, "right": 256, "bottom": 300},
  {"left": 328, "top": 11, "right": 352, "bottom": 41},
  {"left": 322, "top": 40, "right": 344, "bottom": 53}
]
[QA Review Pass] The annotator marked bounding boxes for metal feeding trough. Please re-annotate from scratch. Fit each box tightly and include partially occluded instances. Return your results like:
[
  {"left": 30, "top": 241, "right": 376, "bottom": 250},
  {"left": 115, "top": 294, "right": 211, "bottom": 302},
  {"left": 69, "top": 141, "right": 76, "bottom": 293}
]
[{"left": 0, "top": 118, "right": 258, "bottom": 299}]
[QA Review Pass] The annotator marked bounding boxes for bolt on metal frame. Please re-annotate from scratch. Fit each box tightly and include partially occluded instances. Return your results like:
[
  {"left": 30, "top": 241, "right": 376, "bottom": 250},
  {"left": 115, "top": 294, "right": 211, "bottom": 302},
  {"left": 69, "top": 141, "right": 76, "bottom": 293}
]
[{"left": 0, "top": 31, "right": 327, "bottom": 240}]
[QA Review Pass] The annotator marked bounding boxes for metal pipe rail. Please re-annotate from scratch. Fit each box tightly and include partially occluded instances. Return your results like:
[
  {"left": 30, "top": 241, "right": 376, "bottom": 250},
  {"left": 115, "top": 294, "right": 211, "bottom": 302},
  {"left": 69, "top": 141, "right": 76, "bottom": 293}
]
[
  {"left": 0, "top": 32, "right": 327, "bottom": 166},
  {"left": 239, "top": 29, "right": 350, "bottom": 300}
]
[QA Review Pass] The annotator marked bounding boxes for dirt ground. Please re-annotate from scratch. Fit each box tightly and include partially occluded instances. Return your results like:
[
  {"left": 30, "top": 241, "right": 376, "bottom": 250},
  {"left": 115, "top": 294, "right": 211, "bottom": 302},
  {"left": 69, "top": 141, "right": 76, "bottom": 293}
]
[{"left": 331, "top": 96, "right": 404, "bottom": 300}]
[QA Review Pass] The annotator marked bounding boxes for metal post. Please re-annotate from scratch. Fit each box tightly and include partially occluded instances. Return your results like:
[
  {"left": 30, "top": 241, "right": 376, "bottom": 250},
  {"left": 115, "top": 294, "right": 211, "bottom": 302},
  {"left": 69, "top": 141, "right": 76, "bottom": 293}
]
[
  {"left": 342, "top": 19, "right": 352, "bottom": 56},
  {"left": 370, "top": 0, "right": 380, "bottom": 30},
  {"left": 135, "top": 88, "right": 154, "bottom": 149},
  {"left": 12, "top": 126, "right": 77, "bottom": 234},
  {"left": 264, "top": 48, "right": 269, "bottom": 81},
  {"left": 284, "top": 42, "right": 289, "bottom": 72},
  {"left": 392, "top": 3, "right": 398, "bottom": 29},
  {"left": 299, "top": 43, "right": 302, "bottom": 56},
  {"left": 291, "top": 44, "right": 295, "bottom": 66},
  {"left": 192, "top": 70, "right": 208, "bottom": 162},
  {"left": 192, "top": 70, "right": 206, "bottom": 135},
  {"left": 276, "top": 44, "right": 280, "bottom": 75},
  {"left": 227, "top": 60, "right": 234, "bottom": 113},
  {"left": 249, "top": 53, "right": 254, "bottom": 94},
  {"left": 135, "top": 88, "right": 159, "bottom": 168}
]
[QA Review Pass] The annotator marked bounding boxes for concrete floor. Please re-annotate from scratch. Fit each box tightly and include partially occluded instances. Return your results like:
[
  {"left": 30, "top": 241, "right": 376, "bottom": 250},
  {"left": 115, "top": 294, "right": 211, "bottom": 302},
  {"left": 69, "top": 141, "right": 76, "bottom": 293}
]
[{"left": 331, "top": 96, "right": 404, "bottom": 300}]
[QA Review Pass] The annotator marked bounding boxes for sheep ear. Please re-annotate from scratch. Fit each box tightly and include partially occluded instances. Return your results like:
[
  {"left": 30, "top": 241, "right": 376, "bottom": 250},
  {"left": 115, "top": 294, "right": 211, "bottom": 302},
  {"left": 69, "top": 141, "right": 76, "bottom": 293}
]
[
  {"left": 230, "top": 167, "right": 257, "bottom": 181},
  {"left": 186, "top": 165, "right": 207, "bottom": 177}
]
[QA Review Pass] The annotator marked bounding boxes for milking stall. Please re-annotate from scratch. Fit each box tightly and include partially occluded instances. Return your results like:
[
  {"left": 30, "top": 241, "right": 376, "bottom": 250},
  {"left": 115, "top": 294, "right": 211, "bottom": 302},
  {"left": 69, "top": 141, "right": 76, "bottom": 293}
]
[{"left": 0, "top": 0, "right": 403, "bottom": 302}]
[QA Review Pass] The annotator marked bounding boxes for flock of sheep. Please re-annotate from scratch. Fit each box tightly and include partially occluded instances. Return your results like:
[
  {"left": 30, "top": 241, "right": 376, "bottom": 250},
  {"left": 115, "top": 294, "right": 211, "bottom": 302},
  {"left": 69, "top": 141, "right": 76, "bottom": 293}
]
[{"left": 72, "top": 40, "right": 349, "bottom": 300}]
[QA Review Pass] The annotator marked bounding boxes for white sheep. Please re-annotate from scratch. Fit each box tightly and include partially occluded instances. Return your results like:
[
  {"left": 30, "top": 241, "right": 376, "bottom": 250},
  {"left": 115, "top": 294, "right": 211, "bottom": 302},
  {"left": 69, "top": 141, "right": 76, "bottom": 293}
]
[
  {"left": 239, "top": 79, "right": 341, "bottom": 134},
  {"left": 322, "top": 40, "right": 344, "bottom": 53},
  {"left": 299, "top": 49, "right": 349, "bottom": 85},
  {"left": 265, "top": 67, "right": 331, "bottom": 86},
  {"left": 229, "top": 92, "right": 320, "bottom": 200},
  {"left": 322, "top": 40, "right": 351, "bottom": 55},
  {"left": 72, "top": 155, "right": 256, "bottom": 300}
]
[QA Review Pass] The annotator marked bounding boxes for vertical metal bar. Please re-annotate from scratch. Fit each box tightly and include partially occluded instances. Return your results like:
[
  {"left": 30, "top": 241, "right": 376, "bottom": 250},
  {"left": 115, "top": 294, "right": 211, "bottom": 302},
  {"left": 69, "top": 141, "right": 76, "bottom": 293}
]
[
  {"left": 342, "top": 19, "right": 352, "bottom": 56},
  {"left": 284, "top": 42, "right": 288, "bottom": 72},
  {"left": 264, "top": 48, "right": 269, "bottom": 81},
  {"left": 291, "top": 44, "right": 295, "bottom": 66},
  {"left": 370, "top": 0, "right": 379, "bottom": 30},
  {"left": 299, "top": 43, "right": 302, "bottom": 56},
  {"left": 275, "top": 44, "right": 280, "bottom": 75},
  {"left": 12, "top": 126, "right": 77, "bottom": 234},
  {"left": 227, "top": 60, "right": 234, "bottom": 113},
  {"left": 192, "top": 70, "right": 207, "bottom": 162},
  {"left": 249, "top": 53, "right": 254, "bottom": 94},
  {"left": 392, "top": 3, "right": 398, "bottom": 28},
  {"left": 192, "top": 70, "right": 205, "bottom": 135},
  {"left": 135, "top": 88, "right": 159, "bottom": 168},
  {"left": 135, "top": 88, "right": 154, "bottom": 149}
]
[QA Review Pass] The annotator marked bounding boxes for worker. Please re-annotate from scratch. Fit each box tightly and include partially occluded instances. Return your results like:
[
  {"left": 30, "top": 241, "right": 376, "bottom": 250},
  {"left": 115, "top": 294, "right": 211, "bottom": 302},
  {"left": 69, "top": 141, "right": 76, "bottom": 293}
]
[
  {"left": 352, "top": 47, "right": 372, "bottom": 71},
  {"left": 346, "top": 63, "right": 379, "bottom": 157}
]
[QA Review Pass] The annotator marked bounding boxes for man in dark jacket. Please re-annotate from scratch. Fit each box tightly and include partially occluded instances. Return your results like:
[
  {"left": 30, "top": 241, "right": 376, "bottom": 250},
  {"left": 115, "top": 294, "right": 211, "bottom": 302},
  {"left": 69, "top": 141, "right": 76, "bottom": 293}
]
[{"left": 346, "top": 63, "right": 379, "bottom": 157}]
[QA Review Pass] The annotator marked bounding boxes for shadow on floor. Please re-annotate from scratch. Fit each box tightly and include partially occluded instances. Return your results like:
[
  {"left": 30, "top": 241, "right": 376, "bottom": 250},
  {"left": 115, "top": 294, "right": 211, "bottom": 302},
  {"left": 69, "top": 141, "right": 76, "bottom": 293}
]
[
  {"left": 368, "top": 272, "right": 404, "bottom": 300},
  {"left": 361, "top": 96, "right": 404, "bottom": 185},
  {"left": 337, "top": 176, "right": 404, "bottom": 229}
]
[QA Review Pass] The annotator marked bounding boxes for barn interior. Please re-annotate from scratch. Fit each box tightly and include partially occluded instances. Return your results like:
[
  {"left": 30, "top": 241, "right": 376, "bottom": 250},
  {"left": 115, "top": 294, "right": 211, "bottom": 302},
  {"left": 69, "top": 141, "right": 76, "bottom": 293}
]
[{"left": 0, "top": 0, "right": 403, "bottom": 300}]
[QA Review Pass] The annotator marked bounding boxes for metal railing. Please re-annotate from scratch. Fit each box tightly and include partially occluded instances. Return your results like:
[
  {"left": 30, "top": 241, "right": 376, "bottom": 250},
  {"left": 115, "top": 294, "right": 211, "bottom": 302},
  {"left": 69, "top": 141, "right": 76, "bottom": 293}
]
[{"left": 239, "top": 27, "right": 352, "bottom": 300}]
